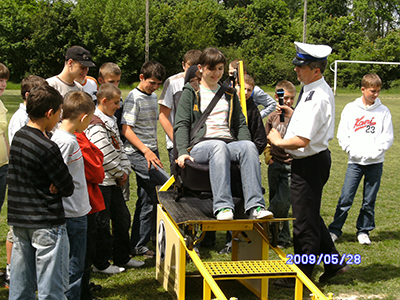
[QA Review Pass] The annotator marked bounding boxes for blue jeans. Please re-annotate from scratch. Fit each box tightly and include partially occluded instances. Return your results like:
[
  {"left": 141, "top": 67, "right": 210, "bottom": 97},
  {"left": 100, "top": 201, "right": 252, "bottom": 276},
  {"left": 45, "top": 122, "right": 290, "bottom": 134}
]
[
  {"left": 0, "top": 164, "right": 8, "bottom": 213},
  {"left": 10, "top": 225, "right": 69, "bottom": 300},
  {"left": 267, "top": 161, "right": 291, "bottom": 244},
  {"left": 190, "top": 140, "right": 266, "bottom": 215},
  {"left": 329, "top": 163, "right": 383, "bottom": 237},
  {"left": 65, "top": 216, "right": 87, "bottom": 300},
  {"left": 81, "top": 213, "right": 97, "bottom": 300},
  {"left": 128, "top": 150, "right": 169, "bottom": 254}
]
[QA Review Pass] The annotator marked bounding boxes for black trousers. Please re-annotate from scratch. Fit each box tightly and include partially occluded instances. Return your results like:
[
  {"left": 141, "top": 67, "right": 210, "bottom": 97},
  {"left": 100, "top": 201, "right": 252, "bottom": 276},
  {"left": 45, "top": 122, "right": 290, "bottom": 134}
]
[
  {"left": 94, "top": 185, "right": 131, "bottom": 269},
  {"left": 291, "top": 149, "right": 345, "bottom": 278}
]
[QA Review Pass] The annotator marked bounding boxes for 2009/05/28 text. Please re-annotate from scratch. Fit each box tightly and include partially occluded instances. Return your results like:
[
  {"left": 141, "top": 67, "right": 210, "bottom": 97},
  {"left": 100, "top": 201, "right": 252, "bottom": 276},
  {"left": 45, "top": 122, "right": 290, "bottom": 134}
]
[{"left": 286, "top": 254, "right": 361, "bottom": 265}]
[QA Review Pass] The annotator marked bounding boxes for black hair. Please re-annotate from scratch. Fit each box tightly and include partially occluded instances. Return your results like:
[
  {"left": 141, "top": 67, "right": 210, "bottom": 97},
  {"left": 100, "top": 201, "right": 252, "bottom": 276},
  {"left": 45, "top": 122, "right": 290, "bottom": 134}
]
[
  {"left": 140, "top": 61, "right": 165, "bottom": 81},
  {"left": 27, "top": 85, "right": 63, "bottom": 120}
]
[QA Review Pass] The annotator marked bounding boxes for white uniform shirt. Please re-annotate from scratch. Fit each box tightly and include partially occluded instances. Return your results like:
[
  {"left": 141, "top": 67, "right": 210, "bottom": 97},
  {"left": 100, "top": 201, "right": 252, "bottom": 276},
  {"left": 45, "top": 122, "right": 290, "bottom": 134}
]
[
  {"left": 285, "top": 77, "right": 335, "bottom": 158},
  {"left": 158, "top": 72, "right": 185, "bottom": 149}
]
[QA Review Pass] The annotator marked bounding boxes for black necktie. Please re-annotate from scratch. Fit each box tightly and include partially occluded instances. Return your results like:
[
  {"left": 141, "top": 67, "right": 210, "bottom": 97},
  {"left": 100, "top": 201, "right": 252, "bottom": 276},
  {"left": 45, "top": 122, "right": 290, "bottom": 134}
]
[{"left": 295, "top": 86, "right": 304, "bottom": 108}]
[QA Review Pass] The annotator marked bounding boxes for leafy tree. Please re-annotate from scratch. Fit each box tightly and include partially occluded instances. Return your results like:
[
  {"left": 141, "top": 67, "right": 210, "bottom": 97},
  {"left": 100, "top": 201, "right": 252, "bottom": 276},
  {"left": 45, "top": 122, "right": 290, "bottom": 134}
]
[
  {"left": 352, "top": 0, "right": 400, "bottom": 40},
  {"left": 27, "top": 0, "right": 80, "bottom": 78},
  {"left": 0, "top": 0, "right": 33, "bottom": 81},
  {"left": 235, "top": 0, "right": 298, "bottom": 85}
]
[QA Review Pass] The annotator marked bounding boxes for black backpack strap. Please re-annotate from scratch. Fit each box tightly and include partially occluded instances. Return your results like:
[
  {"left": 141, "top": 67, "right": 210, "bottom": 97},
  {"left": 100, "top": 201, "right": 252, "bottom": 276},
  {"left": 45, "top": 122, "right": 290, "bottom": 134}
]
[{"left": 189, "top": 77, "right": 230, "bottom": 141}]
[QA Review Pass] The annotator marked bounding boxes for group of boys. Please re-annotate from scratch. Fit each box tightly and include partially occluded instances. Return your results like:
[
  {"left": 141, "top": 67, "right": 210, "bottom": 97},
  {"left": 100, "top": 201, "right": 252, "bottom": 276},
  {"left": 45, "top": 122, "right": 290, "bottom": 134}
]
[
  {"left": 1, "top": 46, "right": 177, "bottom": 299},
  {"left": 0, "top": 41, "right": 394, "bottom": 298}
]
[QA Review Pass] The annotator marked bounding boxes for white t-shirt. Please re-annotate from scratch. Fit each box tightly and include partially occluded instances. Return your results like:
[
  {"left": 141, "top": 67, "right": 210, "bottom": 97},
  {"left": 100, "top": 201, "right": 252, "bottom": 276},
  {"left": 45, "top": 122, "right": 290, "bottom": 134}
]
[
  {"left": 51, "top": 129, "right": 91, "bottom": 218},
  {"left": 284, "top": 77, "right": 335, "bottom": 158},
  {"left": 47, "top": 76, "right": 83, "bottom": 97},
  {"left": 200, "top": 85, "right": 232, "bottom": 139},
  {"left": 158, "top": 72, "right": 185, "bottom": 149},
  {"left": 79, "top": 76, "right": 98, "bottom": 100},
  {"left": 8, "top": 103, "right": 29, "bottom": 144}
]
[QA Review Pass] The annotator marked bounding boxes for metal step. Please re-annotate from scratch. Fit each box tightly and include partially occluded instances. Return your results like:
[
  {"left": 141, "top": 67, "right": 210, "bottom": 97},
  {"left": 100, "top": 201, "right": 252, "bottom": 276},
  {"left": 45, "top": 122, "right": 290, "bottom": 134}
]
[{"left": 203, "top": 260, "right": 296, "bottom": 279}]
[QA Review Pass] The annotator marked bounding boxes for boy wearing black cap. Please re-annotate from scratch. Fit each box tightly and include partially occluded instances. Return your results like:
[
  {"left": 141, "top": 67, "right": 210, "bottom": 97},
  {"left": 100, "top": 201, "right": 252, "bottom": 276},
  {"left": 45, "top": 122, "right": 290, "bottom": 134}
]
[
  {"left": 268, "top": 42, "right": 350, "bottom": 286},
  {"left": 47, "top": 46, "right": 96, "bottom": 96}
]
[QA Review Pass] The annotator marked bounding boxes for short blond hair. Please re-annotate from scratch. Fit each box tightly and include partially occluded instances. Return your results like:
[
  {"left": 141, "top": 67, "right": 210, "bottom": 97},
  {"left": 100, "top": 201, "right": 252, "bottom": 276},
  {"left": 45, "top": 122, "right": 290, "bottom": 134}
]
[
  {"left": 99, "top": 62, "right": 121, "bottom": 80},
  {"left": 97, "top": 83, "right": 121, "bottom": 101},
  {"left": 62, "top": 91, "right": 95, "bottom": 120},
  {"left": 361, "top": 74, "right": 382, "bottom": 89},
  {"left": 275, "top": 80, "right": 296, "bottom": 95}
]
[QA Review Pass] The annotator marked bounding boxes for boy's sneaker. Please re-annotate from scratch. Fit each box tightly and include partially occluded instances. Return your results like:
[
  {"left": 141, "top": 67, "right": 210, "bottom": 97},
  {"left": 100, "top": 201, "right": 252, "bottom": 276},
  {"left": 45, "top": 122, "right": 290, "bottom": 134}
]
[
  {"left": 4, "top": 263, "right": 10, "bottom": 289},
  {"left": 93, "top": 265, "right": 125, "bottom": 274},
  {"left": 330, "top": 232, "right": 339, "bottom": 243},
  {"left": 124, "top": 258, "right": 145, "bottom": 268},
  {"left": 216, "top": 208, "right": 234, "bottom": 221},
  {"left": 3, "top": 278, "right": 9, "bottom": 289},
  {"left": 357, "top": 233, "right": 372, "bottom": 245},
  {"left": 141, "top": 250, "right": 156, "bottom": 258},
  {"left": 249, "top": 207, "right": 274, "bottom": 219},
  {"left": 277, "top": 241, "right": 291, "bottom": 249}
]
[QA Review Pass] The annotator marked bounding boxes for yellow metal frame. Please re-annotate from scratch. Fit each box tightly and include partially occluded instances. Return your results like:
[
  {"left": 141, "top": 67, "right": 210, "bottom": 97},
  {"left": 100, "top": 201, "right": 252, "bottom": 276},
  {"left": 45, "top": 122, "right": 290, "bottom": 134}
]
[
  {"left": 238, "top": 61, "right": 247, "bottom": 124},
  {"left": 156, "top": 182, "right": 334, "bottom": 300}
]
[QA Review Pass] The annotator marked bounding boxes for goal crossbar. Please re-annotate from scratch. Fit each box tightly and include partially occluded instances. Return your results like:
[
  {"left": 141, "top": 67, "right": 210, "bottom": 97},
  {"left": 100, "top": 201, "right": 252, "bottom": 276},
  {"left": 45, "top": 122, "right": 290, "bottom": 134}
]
[{"left": 330, "top": 60, "right": 400, "bottom": 95}]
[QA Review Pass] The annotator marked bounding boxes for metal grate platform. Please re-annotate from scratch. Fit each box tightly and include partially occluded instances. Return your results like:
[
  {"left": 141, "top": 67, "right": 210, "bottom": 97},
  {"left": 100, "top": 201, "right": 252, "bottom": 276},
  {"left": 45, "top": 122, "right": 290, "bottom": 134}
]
[
  {"left": 157, "top": 190, "right": 215, "bottom": 224},
  {"left": 203, "top": 260, "right": 296, "bottom": 279}
]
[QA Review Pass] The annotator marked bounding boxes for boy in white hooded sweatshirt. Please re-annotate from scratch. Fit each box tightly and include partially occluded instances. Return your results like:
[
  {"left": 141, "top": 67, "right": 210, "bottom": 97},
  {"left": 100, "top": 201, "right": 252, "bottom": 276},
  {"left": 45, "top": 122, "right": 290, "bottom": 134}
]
[{"left": 329, "top": 74, "right": 393, "bottom": 245}]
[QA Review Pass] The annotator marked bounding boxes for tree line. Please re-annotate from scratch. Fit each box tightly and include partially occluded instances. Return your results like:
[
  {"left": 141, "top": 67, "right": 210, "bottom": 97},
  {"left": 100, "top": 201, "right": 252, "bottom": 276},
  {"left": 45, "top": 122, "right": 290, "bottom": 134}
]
[{"left": 1, "top": 0, "right": 400, "bottom": 89}]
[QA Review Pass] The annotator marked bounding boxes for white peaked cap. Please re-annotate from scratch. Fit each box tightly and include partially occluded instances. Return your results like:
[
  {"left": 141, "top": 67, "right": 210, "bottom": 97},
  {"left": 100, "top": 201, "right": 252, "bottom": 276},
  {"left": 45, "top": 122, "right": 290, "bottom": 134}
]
[{"left": 292, "top": 42, "right": 332, "bottom": 66}]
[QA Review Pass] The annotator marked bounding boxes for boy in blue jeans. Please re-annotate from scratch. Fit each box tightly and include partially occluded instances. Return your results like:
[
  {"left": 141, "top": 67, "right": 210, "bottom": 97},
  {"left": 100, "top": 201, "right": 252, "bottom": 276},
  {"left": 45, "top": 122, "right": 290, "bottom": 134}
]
[
  {"left": 328, "top": 74, "right": 394, "bottom": 245},
  {"left": 51, "top": 91, "right": 95, "bottom": 299},
  {"left": 7, "top": 85, "right": 74, "bottom": 299},
  {"left": 122, "top": 61, "right": 169, "bottom": 257},
  {"left": 5, "top": 74, "right": 48, "bottom": 288}
]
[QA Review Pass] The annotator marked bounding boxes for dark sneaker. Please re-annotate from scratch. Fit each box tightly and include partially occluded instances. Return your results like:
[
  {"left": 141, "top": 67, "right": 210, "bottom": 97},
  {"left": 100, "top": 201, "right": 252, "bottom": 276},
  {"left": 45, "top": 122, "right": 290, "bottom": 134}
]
[
  {"left": 218, "top": 245, "right": 232, "bottom": 254},
  {"left": 319, "top": 265, "right": 350, "bottom": 283},
  {"left": 89, "top": 282, "right": 102, "bottom": 292}
]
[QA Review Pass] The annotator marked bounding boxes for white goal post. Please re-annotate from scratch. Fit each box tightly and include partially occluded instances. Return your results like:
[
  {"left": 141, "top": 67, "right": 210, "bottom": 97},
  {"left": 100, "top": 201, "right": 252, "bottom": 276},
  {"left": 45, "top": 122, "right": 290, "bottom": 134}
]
[{"left": 330, "top": 60, "right": 400, "bottom": 95}]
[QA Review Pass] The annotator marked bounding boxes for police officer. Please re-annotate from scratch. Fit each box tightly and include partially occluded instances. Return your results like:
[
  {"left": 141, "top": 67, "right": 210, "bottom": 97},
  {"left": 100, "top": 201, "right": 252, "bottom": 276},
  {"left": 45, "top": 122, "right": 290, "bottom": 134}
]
[{"left": 268, "top": 42, "right": 350, "bottom": 286}]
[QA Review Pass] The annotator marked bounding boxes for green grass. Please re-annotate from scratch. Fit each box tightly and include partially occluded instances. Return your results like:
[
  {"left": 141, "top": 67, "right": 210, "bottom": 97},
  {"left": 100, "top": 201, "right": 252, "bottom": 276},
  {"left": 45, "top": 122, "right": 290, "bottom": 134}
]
[{"left": 0, "top": 87, "right": 399, "bottom": 299}]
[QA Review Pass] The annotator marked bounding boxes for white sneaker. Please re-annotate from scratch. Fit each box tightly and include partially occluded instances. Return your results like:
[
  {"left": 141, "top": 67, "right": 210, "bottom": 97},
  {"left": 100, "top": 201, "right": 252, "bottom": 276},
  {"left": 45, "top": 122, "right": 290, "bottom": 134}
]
[
  {"left": 216, "top": 208, "right": 234, "bottom": 221},
  {"left": 330, "top": 232, "right": 339, "bottom": 243},
  {"left": 357, "top": 233, "right": 371, "bottom": 245},
  {"left": 249, "top": 207, "right": 274, "bottom": 219},
  {"left": 93, "top": 265, "right": 125, "bottom": 274},
  {"left": 125, "top": 258, "right": 145, "bottom": 268}
]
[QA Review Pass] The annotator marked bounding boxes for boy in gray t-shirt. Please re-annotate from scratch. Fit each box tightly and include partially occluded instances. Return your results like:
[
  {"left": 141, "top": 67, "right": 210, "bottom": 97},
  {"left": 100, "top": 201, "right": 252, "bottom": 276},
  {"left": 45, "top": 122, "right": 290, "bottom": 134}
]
[{"left": 121, "top": 61, "right": 169, "bottom": 257}]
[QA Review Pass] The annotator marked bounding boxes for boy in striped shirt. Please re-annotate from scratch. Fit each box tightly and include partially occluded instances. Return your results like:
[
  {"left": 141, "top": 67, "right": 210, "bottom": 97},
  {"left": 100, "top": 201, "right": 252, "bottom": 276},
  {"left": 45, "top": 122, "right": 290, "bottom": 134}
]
[
  {"left": 85, "top": 83, "right": 144, "bottom": 274},
  {"left": 121, "top": 61, "right": 169, "bottom": 257},
  {"left": 7, "top": 85, "right": 74, "bottom": 299}
]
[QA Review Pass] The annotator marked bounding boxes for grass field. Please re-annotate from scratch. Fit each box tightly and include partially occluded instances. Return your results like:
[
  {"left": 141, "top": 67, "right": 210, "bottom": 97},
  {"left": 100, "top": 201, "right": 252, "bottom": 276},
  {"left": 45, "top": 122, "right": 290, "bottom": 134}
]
[{"left": 0, "top": 86, "right": 399, "bottom": 300}]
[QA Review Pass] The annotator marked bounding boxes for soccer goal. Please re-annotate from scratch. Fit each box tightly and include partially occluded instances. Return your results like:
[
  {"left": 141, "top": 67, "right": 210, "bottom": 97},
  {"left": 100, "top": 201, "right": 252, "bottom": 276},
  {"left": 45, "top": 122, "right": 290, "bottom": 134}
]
[{"left": 330, "top": 60, "right": 400, "bottom": 95}]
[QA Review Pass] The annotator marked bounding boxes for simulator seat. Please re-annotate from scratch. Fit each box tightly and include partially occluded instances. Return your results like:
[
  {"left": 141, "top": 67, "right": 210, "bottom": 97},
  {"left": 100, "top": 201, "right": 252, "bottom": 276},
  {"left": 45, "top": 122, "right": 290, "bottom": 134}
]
[{"left": 172, "top": 159, "right": 243, "bottom": 201}]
